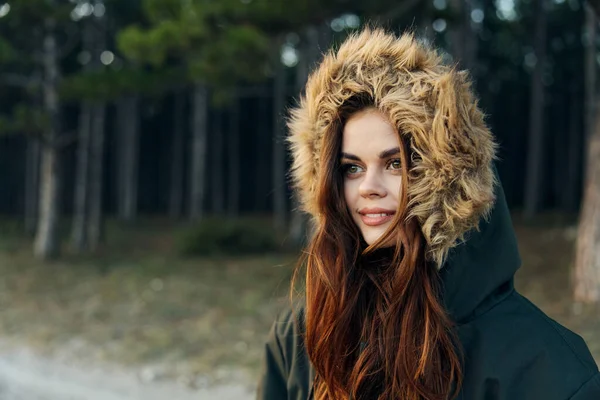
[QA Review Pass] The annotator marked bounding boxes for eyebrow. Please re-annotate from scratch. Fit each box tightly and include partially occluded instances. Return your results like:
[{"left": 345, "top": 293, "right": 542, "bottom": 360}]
[{"left": 340, "top": 147, "right": 400, "bottom": 161}]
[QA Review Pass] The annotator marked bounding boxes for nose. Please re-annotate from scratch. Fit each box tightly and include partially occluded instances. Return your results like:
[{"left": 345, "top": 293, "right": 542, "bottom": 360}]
[{"left": 359, "top": 170, "right": 387, "bottom": 198}]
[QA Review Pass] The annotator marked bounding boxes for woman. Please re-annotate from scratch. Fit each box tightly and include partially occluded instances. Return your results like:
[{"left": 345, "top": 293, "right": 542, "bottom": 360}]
[{"left": 257, "top": 28, "right": 600, "bottom": 400}]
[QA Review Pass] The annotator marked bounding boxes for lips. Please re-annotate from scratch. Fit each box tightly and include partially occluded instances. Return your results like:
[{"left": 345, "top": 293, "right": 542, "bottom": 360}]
[{"left": 358, "top": 208, "right": 396, "bottom": 227}]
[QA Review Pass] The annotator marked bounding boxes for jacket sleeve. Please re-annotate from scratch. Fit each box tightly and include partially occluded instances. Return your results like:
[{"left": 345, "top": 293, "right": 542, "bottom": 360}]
[
  {"left": 256, "top": 310, "right": 290, "bottom": 399},
  {"left": 569, "top": 372, "right": 600, "bottom": 400},
  {"left": 256, "top": 305, "right": 313, "bottom": 400}
]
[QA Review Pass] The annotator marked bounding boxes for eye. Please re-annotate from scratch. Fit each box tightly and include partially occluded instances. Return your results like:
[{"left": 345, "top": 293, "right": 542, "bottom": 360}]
[
  {"left": 387, "top": 159, "right": 402, "bottom": 171},
  {"left": 342, "top": 163, "right": 364, "bottom": 176}
]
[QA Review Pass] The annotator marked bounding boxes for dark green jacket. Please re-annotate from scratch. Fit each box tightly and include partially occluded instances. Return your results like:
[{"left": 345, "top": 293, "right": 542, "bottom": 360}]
[{"left": 257, "top": 184, "right": 600, "bottom": 399}]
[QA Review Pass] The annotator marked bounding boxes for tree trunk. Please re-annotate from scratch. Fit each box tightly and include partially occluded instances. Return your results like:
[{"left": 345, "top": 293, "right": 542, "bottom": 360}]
[
  {"left": 449, "top": 0, "right": 477, "bottom": 71},
  {"left": 523, "top": 0, "right": 548, "bottom": 219},
  {"left": 287, "top": 27, "right": 316, "bottom": 244},
  {"left": 71, "top": 19, "right": 93, "bottom": 252},
  {"left": 212, "top": 109, "right": 224, "bottom": 215},
  {"left": 572, "top": 2, "right": 600, "bottom": 304},
  {"left": 296, "top": 29, "right": 312, "bottom": 89},
  {"left": 169, "top": 90, "right": 186, "bottom": 219},
  {"left": 25, "top": 61, "right": 43, "bottom": 236},
  {"left": 419, "top": 0, "right": 434, "bottom": 42},
  {"left": 71, "top": 101, "right": 92, "bottom": 252},
  {"left": 25, "top": 138, "right": 40, "bottom": 235},
  {"left": 318, "top": 21, "right": 332, "bottom": 53},
  {"left": 464, "top": 1, "right": 479, "bottom": 77},
  {"left": 116, "top": 95, "right": 139, "bottom": 221},
  {"left": 189, "top": 84, "right": 208, "bottom": 221},
  {"left": 449, "top": 0, "right": 466, "bottom": 64},
  {"left": 34, "top": 15, "right": 61, "bottom": 260},
  {"left": 87, "top": 102, "right": 106, "bottom": 251},
  {"left": 564, "top": 86, "right": 581, "bottom": 211},
  {"left": 87, "top": 12, "right": 107, "bottom": 251},
  {"left": 588, "top": 0, "right": 600, "bottom": 17},
  {"left": 585, "top": 3, "right": 597, "bottom": 168},
  {"left": 227, "top": 94, "right": 240, "bottom": 218},
  {"left": 272, "top": 45, "right": 288, "bottom": 231},
  {"left": 35, "top": 147, "right": 61, "bottom": 259},
  {"left": 552, "top": 98, "right": 566, "bottom": 209},
  {"left": 254, "top": 96, "right": 269, "bottom": 212},
  {"left": 573, "top": 114, "right": 600, "bottom": 304}
]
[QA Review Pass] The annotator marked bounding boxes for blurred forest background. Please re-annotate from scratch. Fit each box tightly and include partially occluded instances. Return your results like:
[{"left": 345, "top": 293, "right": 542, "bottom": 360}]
[{"left": 1, "top": 0, "right": 600, "bottom": 396}]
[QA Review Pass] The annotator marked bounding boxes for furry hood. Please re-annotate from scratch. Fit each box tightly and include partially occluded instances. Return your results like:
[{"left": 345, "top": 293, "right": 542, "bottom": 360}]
[{"left": 287, "top": 28, "right": 497, "bottom": 268}]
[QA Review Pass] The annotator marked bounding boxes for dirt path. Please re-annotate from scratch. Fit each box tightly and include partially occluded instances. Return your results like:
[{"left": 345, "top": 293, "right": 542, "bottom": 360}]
[{"left": 0, "top": 344, "right": 254, "bottom": 400}]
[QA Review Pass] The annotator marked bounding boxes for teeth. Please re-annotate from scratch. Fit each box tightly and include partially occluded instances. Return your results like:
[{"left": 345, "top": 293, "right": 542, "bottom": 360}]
[{"left": 365, "top": 213, "right": 389, "bottom": 217}]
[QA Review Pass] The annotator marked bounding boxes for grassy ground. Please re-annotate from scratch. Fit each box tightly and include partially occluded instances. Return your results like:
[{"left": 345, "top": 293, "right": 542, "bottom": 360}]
[
  {"left": 0, "top": 215, "right": 597, "bottom": 388},
  {"left": 0, "top": 218, "right": 295, "bottom": 386}
]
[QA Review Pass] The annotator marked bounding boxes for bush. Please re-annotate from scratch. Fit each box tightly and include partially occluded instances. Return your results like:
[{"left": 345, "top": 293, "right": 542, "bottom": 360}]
[{"left": 177, "top": 217, "right": 283, "bottom": 256}]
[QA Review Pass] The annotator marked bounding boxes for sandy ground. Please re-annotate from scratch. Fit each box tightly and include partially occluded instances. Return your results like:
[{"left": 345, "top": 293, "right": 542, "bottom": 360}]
[{"left": 0, "top": 343, "right": 255, "bottom": 400}]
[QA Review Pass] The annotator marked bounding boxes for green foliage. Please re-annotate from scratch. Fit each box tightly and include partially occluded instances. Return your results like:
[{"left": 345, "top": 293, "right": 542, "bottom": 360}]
[
  {"left": 238, "top": 0, "right": 392, "bottom": 33},
  {"left": 2, "top": 0, "right": 74, "bottom": 30},
  {"left": 143, "top": 0, "right": 185, "bottom": 23},
  {"left": 114, "top": 0, "right": 399, "bottom": 98},
  {"left": 117, "top": 25, "right": 157, "bottom": 65},
  {"left": 60, "top": 67, "right": 182, "bottom": 101},
  {"left": 13, "top": 104, "right": 47, "bottom": 134},
  {"left": 177, "top": 217, "right": 283, "bottom": 256},
  {"left": 117, "top": 0, "right": 270, "bottom": 98},
  {"left": 60, "top": 70, "right": 113, "bottom": 102},
  {"left": 0, "top": 37, "right": 16, "bottom": 63},
  {"left": 0, "top": 104, "right": 47, "bottom": 136},
  {"left": 118, "top": 18, "right": 203, "bottom": 67},
  {"left": 0, "top": 115, "right": 12, "bottom": 136},
  {"left": 189, "top": 24, "right": 269, "bottom": 91},
  {"left": 117, "top": 0, "right": 211, "bottom": 65}
]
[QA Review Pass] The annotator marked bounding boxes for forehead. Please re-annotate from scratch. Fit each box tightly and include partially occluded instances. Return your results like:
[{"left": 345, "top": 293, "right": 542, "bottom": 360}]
[{"left": 341, "top": 109, "right": 399, "bottom": 152}]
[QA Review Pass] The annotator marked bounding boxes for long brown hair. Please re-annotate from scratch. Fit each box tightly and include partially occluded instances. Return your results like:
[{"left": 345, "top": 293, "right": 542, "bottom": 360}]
[{"left": 292, "top": 94, "right": 463, "bottom": 400}]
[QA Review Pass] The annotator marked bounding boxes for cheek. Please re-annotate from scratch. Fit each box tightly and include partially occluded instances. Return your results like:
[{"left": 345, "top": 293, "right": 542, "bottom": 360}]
[
  {"left": 344, "top": 179, "right": 359, "bottom": 209},
  {"left": 387, "top": 175, "right": 403, "bottom": 201}
]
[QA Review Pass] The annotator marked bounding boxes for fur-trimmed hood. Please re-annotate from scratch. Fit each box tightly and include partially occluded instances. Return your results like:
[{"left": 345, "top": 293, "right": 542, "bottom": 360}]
[
  {"left": 259, "top": 32, "right": 600, "bottom": 400},
  {"left": 287, "top": 28, "right": 497, "bottom": 267}
]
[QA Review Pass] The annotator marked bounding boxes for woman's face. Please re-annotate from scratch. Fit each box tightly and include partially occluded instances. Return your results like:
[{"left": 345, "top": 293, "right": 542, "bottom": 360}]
[{"left": 341, "top": 108, "right": 402, "bottom": 247}]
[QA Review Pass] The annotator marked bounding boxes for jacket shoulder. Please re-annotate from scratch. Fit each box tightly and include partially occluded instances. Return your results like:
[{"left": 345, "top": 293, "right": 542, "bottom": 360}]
[
  {"left": 514, "top": 293, "right": 598, "bottom": 372},
  {"left": 460, "top": 291, "right": 598, "bottom": 399},
  {"left": 273, "top": 303, "right": 306, "bottom": 343},
  {"left": 570, "top": 371, "right": 600, "bottom": 400},
  {"left": 256, "top": 303, "right": 312, "bottom": 400}
]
